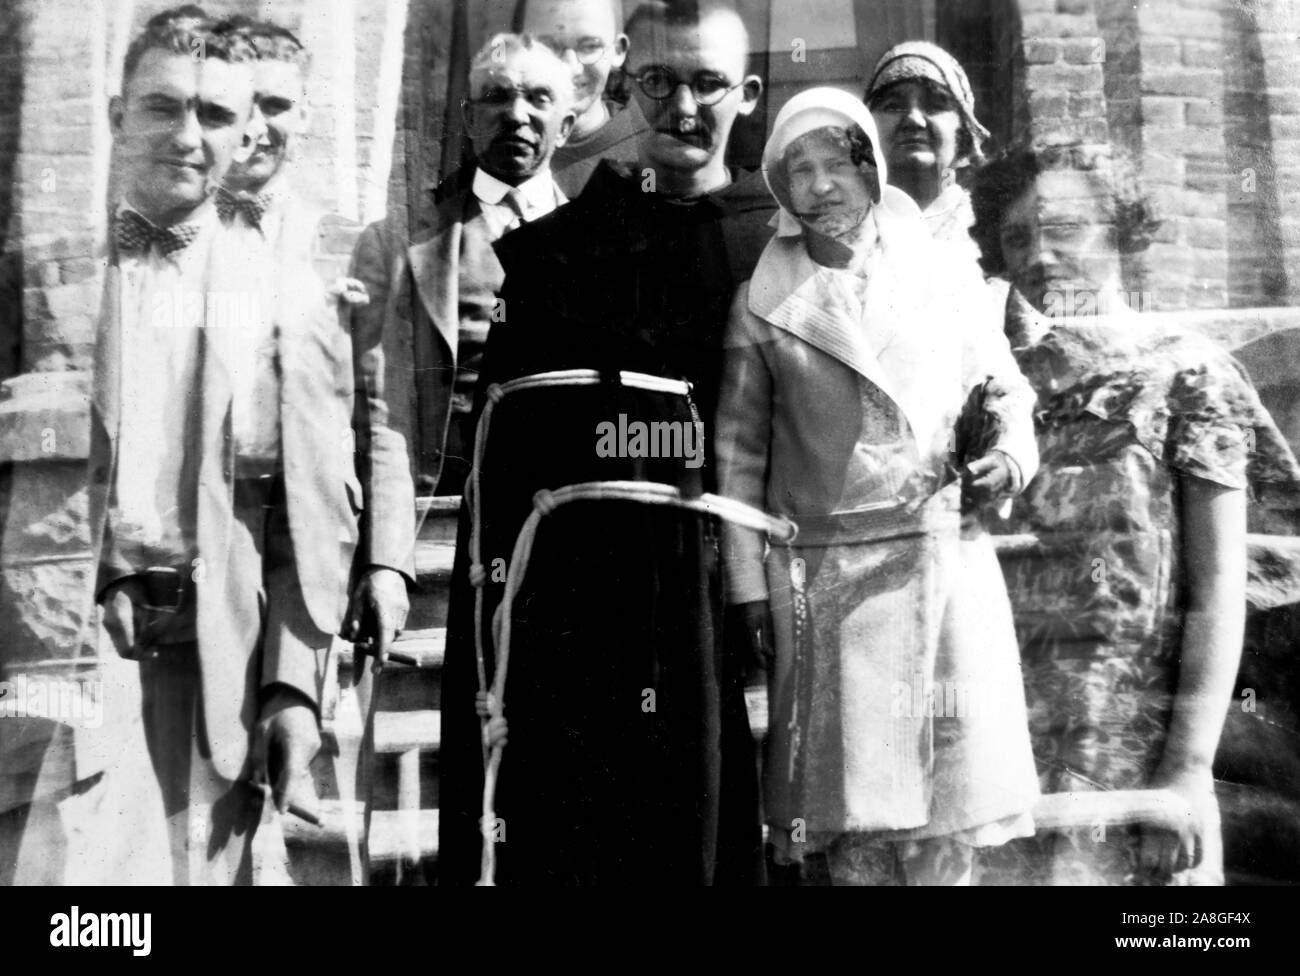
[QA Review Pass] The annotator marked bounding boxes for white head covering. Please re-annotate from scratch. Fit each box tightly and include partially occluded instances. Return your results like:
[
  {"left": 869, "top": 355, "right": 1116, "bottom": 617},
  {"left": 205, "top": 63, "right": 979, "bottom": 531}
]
[{"left": 761, "top": 86, "right": 920, "bottom": 237}]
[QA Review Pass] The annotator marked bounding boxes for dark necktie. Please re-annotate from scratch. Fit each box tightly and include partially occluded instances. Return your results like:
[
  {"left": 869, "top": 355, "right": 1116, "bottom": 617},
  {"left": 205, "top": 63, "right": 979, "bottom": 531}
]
[
  {"left": 113, "top": 209, "right": 201, "bottom": 257},
  {"left": 215, "top": 188, "right": 275, "bottom": 228}
]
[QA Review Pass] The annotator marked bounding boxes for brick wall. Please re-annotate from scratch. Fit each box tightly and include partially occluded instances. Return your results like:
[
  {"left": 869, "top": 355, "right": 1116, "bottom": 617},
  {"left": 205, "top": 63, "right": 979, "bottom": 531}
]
[
  {"left": 989, "top": 0, "right": 1123, "bottom": 301},
  {"left": 1226, "top": 0, "right": 1300, "bottom": 308},
  {"left": 1096, "top": 0, "right": 1230, "bottom": 310},
  {"left": 1250, "top": 0, "right": 1300, "bottom": 308},
  {"left": 14, "top": 0, "right": 111, "bottom": 375},
  {"left": 1012, "top": 0, "right": 1111, "bottom": 151}
]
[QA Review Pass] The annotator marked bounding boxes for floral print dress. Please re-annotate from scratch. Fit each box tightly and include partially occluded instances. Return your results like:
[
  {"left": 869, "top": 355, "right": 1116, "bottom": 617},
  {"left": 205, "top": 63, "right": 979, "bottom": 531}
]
[{"left": 979, "top": 317, "right": 1300, "bottom": 885}]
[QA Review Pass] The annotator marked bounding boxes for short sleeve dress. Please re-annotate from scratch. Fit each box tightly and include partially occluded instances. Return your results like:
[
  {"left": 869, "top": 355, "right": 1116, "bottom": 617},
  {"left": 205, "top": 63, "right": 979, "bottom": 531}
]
[{"left": 980, "top": 317, "right": 1300, "bottom": 885}]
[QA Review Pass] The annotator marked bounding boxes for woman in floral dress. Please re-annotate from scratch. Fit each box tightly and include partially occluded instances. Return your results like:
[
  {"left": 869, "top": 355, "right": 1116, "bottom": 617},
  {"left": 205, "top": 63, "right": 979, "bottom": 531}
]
[{"left": 969, "top": 147, "right": 1300, "bottom": 884}]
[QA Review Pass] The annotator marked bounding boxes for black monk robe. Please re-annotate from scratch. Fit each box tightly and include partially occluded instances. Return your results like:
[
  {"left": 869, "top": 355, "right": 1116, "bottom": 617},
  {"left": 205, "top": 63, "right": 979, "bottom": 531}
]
[{"left": 437, "top": 160, "right": 777, "bottom": 885}]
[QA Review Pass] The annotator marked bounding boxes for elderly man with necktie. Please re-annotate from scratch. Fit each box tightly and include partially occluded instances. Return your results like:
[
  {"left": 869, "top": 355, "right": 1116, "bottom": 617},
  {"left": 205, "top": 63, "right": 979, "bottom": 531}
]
[{"left": 346, "top": 34, "right": 576, "bottom": 523}]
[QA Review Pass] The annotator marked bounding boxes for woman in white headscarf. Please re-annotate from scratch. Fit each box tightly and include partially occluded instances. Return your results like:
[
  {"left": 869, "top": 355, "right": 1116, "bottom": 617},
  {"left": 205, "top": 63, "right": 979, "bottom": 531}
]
[{"left": 715, "top": 88, "right": 1040, "bottom": 885}]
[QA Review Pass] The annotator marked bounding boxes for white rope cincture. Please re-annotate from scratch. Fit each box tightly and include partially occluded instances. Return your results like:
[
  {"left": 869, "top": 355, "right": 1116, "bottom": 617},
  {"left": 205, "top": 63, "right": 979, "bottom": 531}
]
[
  {"left": 475, "top": 480, "right": 796, "bottom": 886},
  {"left": 467, "top": 372, "right": 694, "bottom": 766}
]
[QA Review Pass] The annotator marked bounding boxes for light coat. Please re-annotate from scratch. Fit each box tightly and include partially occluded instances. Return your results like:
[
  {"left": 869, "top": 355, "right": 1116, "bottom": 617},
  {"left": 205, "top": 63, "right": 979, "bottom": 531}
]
[
  {"left": 716, "top": 207, "right": 1042, "bottom": 840},
  {"left": 88, "top": 216, "right": 361, "bottom": 780}
]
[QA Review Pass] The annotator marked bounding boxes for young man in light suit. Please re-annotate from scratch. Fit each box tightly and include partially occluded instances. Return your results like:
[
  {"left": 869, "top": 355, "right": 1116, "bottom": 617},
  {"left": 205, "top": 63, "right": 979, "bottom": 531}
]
[
  {"left": 214, "top": 15, "right": 415, "bottom": 687},
  {"left": 89, "top": 8, "right": 360, "bottom": 884}
]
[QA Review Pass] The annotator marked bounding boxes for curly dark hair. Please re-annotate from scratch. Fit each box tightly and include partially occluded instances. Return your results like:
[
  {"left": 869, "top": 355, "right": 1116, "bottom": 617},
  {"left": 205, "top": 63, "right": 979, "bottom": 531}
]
[{"left": 969, "top": 145, "right": 1162, "bottom": 276}]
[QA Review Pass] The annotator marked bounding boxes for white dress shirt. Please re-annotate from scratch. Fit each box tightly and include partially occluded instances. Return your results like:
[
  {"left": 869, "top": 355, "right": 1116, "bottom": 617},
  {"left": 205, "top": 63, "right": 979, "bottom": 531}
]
[
  {"left": 113, "top": 200, "right": 214, "bottom": 563},
  {"left": 217, "top": 215, "right": 282, "bottom": 471},
  {"left": 471, "top": 167, "right": 564, "bottom": 240}
]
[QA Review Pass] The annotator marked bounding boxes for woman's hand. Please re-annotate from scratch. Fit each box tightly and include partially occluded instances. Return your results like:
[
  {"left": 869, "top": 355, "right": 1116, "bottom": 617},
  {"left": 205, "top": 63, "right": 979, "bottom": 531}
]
[
  {"left": 726, "top": 600, "right": 774, "bottom": 686},
  {"left": 962, "top": 450, "right": 1018, "bottom": 509},
  {"left": 1137, "top": 476, "right": 1246, "bottom": 883},
  {"left": 1136, "top": 762, "right": 1217, "bottom": 880}
]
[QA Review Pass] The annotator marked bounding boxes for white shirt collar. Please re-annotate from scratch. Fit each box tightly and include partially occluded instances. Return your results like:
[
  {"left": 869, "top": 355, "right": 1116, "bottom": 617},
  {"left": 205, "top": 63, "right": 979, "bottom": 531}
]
[{"left": 471, "top": 167, "right": 562, "bottom": 216}]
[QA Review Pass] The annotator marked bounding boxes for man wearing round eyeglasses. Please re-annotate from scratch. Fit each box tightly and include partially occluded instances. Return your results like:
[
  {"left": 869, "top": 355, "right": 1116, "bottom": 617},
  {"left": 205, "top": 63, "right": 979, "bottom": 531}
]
[
  {"left": 516, "top": 0, "right": 647, "bottom": 197},
  {"left": 438, "top": 1, "right": 776, "bottom": 887},
  {"left": 623, "top": 2, "right": 762, "bottom": 198}
]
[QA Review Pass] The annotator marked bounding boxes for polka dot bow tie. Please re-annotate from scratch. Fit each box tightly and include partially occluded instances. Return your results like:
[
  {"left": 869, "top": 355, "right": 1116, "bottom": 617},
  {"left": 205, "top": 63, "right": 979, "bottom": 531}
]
[
  {"left": 113, "top": 209, "right": 201, "bottom": 257},
  {"left": 215, "top": 187, "right": 275, "bottom": 228}
]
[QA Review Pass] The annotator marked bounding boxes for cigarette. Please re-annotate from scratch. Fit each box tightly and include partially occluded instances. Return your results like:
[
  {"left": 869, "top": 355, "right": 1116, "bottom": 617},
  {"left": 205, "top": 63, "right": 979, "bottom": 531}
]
[
  {"left": 246, "top": 782, "right": 323, "bottom": 827},
  {"left": 288, "top": 803, "right": 323, "bottom": 827},
  {"left": 352, "top": 639, "right": 419, "bottom": 668}
]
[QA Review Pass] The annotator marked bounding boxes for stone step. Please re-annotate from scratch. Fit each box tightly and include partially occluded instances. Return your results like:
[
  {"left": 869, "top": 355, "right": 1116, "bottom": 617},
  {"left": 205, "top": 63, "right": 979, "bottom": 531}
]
[
  {"left": 416, "top": 494, "right": 462, "bottom": 543},
  {"left": 324, "top": 628, "right": 444, "bottom": 732},
  {"left": 373, "top": 709, "right": 441, "bottom": 755},
  {"left": 414, "top": 538, "right": 455, "bottom": 582},
  {"left": 282, "top": 799, "right": 438, "bottom": 864},
  {"left": 395, "top": 627, "right": 447, "bottom": 667},
  {"left": 408, "top": 539, "right": 455, "bottom": 630}
]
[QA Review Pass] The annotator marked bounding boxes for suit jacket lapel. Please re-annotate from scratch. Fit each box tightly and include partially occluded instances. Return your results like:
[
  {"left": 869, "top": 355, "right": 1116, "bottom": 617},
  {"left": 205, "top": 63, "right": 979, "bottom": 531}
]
[
  {"left": 747, "top": 233, "right": 955, "bottom": 456},
  {"left": 91, "top": 254, "right": 122, "bottom": 453},
  {"left": 408, "top": 194, "right": 473, "bottom": 365},
  {"left": 88, "top": 253, "right": 122, "bottom": 585},
  {"left": 749, "top": 235, "right": 904, "bottom": 407},
  {"left": 195, "top": 225, "right": 238, "bottom": 626}
]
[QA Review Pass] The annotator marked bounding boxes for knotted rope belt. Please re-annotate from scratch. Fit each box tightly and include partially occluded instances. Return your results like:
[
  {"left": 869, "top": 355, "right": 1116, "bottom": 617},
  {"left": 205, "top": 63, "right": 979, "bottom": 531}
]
[
  {"left": 473, "top": 480, "right": 795, "bottom": 886},
  {"left": 465, "top": 370, "right": 701, "bottom": 758}
]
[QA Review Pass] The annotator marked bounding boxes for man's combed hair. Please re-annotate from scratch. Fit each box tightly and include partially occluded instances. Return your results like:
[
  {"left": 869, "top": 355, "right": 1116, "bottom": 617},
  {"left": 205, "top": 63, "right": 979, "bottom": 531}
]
[
  {"left": 511, "top": 0, "right": 630, "bottom": 105},
  {"left": 216, "top": 14, "right": 311, "bottom": 72},
  {"left": 122, "top": 5, "right": 257, "bottom": 85},
  {"left": 625, "top": 0, "right": 748, "bottom": 46},
  {"left": 510, "top": 0, "right": 624, "bottom": 34},
  {"left": 969, "top": 146, "right": 1162, "bottom": 276},
  {"left": 468, "top": 32, "right": 575, "bottom": 106}
]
